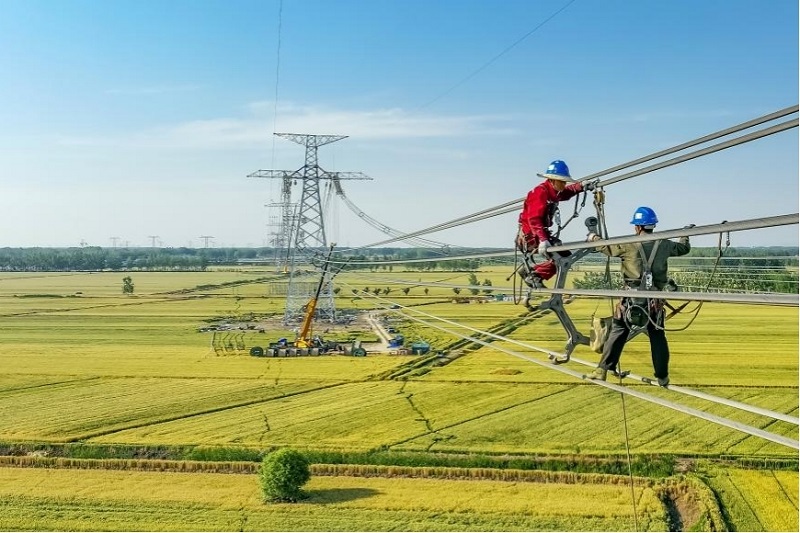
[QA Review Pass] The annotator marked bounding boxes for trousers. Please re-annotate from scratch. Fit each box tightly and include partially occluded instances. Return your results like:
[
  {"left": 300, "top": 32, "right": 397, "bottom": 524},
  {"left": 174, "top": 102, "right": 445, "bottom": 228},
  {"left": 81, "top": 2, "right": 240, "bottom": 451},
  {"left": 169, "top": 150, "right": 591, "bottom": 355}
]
[
  {"left": 517, "top": 235, "right": 570, "bottom": 281},
  {"left": 597, "top": 301, "right": 670, "bottom": 379}
]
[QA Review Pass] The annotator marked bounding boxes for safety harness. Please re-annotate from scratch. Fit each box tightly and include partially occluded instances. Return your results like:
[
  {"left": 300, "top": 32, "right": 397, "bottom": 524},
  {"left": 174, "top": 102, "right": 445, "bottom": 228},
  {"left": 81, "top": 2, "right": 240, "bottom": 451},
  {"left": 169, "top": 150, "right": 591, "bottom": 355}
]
[
  {"left": 510, "top": 189, "right": 590, "bottom": 305},
  {"left": 621, "top": 240, "right": 663, "bottom": 331}
]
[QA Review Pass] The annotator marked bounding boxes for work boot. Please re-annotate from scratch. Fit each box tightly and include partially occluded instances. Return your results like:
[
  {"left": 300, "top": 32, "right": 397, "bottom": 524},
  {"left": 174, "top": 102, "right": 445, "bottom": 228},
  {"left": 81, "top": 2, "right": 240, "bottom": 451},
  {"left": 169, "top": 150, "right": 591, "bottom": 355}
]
[
  {"left": 586, "top": 367, "right": 607, "bottom": 381},
  {"left": 522, "top": 291, "right": 541, "bottom": 312},
  {"left": 522, "top": 291, "right": 532, "bottom": 310},
  {"left": 657, "top": 376, "right": 670, "bottom": 387}
]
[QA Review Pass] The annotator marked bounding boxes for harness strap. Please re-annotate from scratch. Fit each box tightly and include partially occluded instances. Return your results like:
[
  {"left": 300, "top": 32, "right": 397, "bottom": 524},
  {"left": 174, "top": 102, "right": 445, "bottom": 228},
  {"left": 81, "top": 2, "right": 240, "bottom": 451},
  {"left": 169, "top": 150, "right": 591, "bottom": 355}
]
[{"left": 633, "top": 240, "right": 661, "bottom": 290}]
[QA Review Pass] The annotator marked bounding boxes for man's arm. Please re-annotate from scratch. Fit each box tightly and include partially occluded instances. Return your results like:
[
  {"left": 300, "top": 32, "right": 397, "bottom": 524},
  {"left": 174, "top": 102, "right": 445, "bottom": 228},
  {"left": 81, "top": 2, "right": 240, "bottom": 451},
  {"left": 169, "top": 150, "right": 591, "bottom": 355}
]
[
  {"left": 587, "top": 233, "right": 623, "bottom": 257},
  {"left": 524, "top": 187, "right": 552, "bottom": 242},
  {"left": 556, "top": 182, "right": 583, "bottom": 201},
  {"left": 670, "top": 236, "right": 691, "bottom": 256}
]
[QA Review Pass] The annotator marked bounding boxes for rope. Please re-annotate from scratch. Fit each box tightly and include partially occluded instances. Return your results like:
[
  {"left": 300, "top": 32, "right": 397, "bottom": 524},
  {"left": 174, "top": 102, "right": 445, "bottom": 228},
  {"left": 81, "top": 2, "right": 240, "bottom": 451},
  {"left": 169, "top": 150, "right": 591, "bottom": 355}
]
[{"left": 617, "top": 368, "right": 639, "bottom": 532}]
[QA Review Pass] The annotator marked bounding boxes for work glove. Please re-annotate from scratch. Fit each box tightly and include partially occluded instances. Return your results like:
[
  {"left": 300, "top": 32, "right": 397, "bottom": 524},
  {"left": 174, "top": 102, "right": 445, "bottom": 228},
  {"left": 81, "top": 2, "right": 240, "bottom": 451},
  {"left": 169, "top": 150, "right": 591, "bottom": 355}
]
[
  {"left": 586, "top": 232, "right": 601, "bottom": 242},
  {"left": 583, "top": 180, "right": 599, "bottom": 192},
  {"left": 537, "top": 240, "right": 551, "bottom": 256}
]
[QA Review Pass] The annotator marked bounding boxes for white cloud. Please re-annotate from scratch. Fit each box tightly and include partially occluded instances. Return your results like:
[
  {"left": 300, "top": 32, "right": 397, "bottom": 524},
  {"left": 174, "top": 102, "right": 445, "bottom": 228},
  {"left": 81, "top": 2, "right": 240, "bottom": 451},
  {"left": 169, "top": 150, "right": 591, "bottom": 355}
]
[{"left": 56, "top": 102, "right": 519, "bottom": 150}]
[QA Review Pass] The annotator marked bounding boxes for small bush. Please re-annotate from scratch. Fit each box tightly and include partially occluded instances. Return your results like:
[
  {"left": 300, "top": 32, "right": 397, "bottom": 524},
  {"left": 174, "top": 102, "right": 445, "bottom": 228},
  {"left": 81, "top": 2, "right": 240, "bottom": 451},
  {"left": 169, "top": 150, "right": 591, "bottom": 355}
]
[{"left": 259, "top": 449, "right": 310, "bottom": 502}]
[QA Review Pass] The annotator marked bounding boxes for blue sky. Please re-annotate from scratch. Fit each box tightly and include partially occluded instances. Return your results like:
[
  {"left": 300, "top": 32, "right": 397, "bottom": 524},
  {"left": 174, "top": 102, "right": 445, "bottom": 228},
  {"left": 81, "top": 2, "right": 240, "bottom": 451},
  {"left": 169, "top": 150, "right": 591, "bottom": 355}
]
[{"left": 0, "top": 0, "right": 797, "bottom": 248}]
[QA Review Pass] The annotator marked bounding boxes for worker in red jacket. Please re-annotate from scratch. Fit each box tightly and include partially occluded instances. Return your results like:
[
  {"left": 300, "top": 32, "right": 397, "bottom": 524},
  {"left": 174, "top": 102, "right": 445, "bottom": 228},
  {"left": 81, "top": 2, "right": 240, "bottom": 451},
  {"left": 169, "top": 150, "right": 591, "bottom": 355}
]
[{"left": 516, "top": 160, "right": 591, "bottom": 288}]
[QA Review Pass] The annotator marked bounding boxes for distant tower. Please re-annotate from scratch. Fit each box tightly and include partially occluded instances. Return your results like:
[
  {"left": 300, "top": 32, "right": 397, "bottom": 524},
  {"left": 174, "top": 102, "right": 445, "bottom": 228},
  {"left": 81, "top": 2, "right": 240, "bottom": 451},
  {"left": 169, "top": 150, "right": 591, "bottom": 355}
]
[
  {"left": 148, "top": 235, "right": 159, "bottom": 248},
  {"left": 110, "top": 237, "right": 120, "bottom": 248},
  {"left": 248, "top": 133, "right": 371, "bottom": 323},
  {"left": 199, "top": 236, "right": 214, "bottom": 248}
]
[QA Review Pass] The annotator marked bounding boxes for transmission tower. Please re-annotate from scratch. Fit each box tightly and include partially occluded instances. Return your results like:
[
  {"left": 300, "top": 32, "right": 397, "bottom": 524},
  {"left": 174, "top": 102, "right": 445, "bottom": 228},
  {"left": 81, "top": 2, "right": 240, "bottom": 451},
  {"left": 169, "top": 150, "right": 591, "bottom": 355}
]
[
  {"left": 248, "top": 133, "right": 372, "bottom": 323},
  {"left": 199, "top": 235, "right": 214, "bottom": 248},
  {"left": 148, "top": 235, "right": 159, "bottom": 248}
]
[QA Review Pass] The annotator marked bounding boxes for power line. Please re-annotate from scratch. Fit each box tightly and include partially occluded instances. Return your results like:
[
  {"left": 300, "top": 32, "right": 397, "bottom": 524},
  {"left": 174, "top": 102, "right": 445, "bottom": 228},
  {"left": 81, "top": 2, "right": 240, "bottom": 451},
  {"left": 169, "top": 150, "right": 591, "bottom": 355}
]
[
  {"left": 418, "top": 0, "right": 579, "bottom": 110},
  {"left": 337, "top": 106, "right": 798, "bottom": 252},
  {"left": 269, "top": 0, "right": 284, "bottom": 201},
  {"left": 343, "top": 284, "right": 799, "bottom": 450},
  {"left": 330, "top": 214, "right": 798, "bottom": 266},
  {"left": 344, "top": 271, "right": 798, "bottom": 306}
]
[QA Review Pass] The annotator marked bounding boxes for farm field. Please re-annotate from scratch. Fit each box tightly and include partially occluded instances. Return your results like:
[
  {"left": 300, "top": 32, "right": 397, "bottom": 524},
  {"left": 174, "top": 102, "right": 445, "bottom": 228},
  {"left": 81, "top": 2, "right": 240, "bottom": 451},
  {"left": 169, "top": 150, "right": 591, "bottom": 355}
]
[
  {"left": 0, "top": 267, "right": 797, "bottom": 531},
  {"left": 0, "top": 465, "right": 667, "bottom": 531},
  {"left": 700, "top": 465, "right": 799, "bottom": 531}
]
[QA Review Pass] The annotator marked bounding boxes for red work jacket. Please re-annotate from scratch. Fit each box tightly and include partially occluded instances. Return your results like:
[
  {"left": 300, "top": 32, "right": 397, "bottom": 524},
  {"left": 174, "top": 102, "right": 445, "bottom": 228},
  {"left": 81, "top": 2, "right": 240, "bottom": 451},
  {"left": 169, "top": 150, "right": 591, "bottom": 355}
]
[{"left": 518, "top": 180, "right": 583, "bottom": 245}]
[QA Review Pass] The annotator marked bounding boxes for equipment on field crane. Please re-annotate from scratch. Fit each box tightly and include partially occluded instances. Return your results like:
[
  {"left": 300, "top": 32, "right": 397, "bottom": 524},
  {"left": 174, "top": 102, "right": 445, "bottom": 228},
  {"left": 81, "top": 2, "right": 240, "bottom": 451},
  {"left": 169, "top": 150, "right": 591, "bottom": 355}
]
[{"left": 249, "top": 244, "right": 367, "bottom": 357}]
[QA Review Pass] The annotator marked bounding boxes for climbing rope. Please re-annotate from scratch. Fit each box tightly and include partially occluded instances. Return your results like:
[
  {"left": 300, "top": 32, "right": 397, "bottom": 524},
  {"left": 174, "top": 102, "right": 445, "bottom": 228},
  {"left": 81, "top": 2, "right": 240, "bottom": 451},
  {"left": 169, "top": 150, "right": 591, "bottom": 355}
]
[{"left": 618, "top": 372, "right": 640, "bottom": 532}]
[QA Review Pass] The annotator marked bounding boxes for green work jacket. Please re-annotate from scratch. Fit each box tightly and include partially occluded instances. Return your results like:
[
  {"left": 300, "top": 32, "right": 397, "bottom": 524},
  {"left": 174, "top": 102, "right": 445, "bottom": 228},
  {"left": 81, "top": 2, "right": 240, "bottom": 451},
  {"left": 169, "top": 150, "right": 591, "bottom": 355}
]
[{"left": 596, "top": 235, "right": 691, "bottom": 290}]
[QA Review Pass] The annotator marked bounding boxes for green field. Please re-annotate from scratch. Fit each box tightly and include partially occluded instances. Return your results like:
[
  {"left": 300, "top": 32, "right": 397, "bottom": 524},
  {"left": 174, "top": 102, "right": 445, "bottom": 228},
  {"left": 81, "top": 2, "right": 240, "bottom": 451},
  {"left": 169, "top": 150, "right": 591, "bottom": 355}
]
[{"left": 0, "top": 268, "right": 797, "bottom": 530}]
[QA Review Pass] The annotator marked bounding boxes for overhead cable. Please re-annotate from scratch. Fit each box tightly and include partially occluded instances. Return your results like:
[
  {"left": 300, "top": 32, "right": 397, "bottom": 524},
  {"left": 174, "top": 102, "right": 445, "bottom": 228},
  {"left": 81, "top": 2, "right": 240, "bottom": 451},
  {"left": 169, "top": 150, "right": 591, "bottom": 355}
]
[
  {"left": 344, "top": 272, "right": 798, "bottom": 306},
  {"left": 565, "top": 355, "right": 799, "bottom": 425},
  {"left": 335, "top": 198, "right": 520, "bottom": 254},
  {"left": 548, "top": 214, "right": 799, "bottom": 253},
  {"left": 579, "top": 105, "right": 798, "bottom": 184},
  {"left": 327, "top": 214, "right": 798, "bottom": 267},
  {"left": 363, "top": 286, "right": 798, "bottom": 425},
  {"left": 417, "top": 0, "right": 578, "bottom": 110},
  {"left": 595, "top": 118, "right": 799, "bottom": 188},
  {"left": 344, "top": 285, "right": 799, "bottom": 450},
  {"left": 340, "top": 106, "right": 798, "bottom": 250}
]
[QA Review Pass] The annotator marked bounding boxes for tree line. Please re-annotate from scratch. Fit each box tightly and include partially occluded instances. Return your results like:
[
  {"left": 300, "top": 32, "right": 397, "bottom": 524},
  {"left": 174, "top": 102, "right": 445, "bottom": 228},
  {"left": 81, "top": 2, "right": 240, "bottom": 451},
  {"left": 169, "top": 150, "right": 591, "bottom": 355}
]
[
  {"left": 573, "top": 247, "right": 799, "bottom": 294},
  {"left": 0, "top": 245, "right": 796, "bottom": 274}
]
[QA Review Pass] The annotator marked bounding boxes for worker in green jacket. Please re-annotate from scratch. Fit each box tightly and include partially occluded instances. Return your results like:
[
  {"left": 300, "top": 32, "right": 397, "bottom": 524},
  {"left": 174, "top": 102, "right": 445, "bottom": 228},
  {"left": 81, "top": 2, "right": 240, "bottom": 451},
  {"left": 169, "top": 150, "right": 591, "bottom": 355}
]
[{"left": 586, "top": 206, "right": 692, "bottom": 386}]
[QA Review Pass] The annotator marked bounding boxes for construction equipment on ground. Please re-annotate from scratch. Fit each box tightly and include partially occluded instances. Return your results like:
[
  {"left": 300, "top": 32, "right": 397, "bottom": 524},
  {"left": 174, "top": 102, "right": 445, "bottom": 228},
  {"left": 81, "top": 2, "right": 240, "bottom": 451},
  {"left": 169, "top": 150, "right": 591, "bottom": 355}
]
[{"left": 249, "top": 244, "right": 366, "bottom": 357}]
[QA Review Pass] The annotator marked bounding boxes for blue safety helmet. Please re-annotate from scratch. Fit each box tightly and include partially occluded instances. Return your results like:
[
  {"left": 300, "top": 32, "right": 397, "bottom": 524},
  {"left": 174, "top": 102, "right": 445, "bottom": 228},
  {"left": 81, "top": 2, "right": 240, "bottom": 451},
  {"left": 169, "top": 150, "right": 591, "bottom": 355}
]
[
  {"left": 630, "top": 206, "right": 658, "bottom": 227},
  {"left": 536, "top": 160, "right": 574, "bottom": 182}
]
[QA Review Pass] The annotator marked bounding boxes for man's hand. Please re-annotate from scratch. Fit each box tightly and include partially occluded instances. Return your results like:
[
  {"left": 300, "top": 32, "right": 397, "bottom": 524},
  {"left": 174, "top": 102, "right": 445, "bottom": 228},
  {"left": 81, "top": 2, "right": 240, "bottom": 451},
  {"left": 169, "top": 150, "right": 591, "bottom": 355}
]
[
  {"left": 537, "top": 240, "right": 551, "bottom": 256},
  {"left": 515, "top": 229, "right": 529, "bottom": 251},
  {"left": 583, "top": 180, "right": 599, "bottom": 192}
]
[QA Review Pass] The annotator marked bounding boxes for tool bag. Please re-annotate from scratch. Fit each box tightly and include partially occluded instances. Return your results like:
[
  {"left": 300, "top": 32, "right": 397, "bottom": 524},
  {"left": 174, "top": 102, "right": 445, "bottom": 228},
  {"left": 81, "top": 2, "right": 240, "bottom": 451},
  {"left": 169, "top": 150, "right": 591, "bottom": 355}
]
[{"left": 589, "top": 315, "right": 612, "bottom": 353}]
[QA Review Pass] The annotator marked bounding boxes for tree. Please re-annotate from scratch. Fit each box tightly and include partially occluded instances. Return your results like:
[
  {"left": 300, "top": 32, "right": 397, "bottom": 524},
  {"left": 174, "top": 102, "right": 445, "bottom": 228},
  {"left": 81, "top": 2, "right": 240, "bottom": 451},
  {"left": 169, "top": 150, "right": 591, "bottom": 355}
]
[
  {"left": 259, "top": 448, "right": 310, "bottom": 502},
  {"left": 452, "top": 287, "right": 461, "bottom": 295},
  {"left": 482, "top": 278, "right": 494, "bottom": 294},
  {"left": 402, "top": 287, "right": 411, "bottom": 295},
  {"left": 424, "top": 288, "right": 429, "bottom": 296},
  {"left": 467, "top": 273, "right": 480, "bottom": 295},
  {"left": 122, "top": 276, "right": 134, "bottom": 294}
]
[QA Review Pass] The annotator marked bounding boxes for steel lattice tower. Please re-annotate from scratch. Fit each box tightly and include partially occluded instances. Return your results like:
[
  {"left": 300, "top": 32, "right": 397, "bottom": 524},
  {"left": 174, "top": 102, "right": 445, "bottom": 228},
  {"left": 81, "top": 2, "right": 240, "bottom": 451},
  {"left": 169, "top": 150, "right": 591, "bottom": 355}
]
[{"left": 248, "top": 133, "right": 371, "bottom": 323}]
